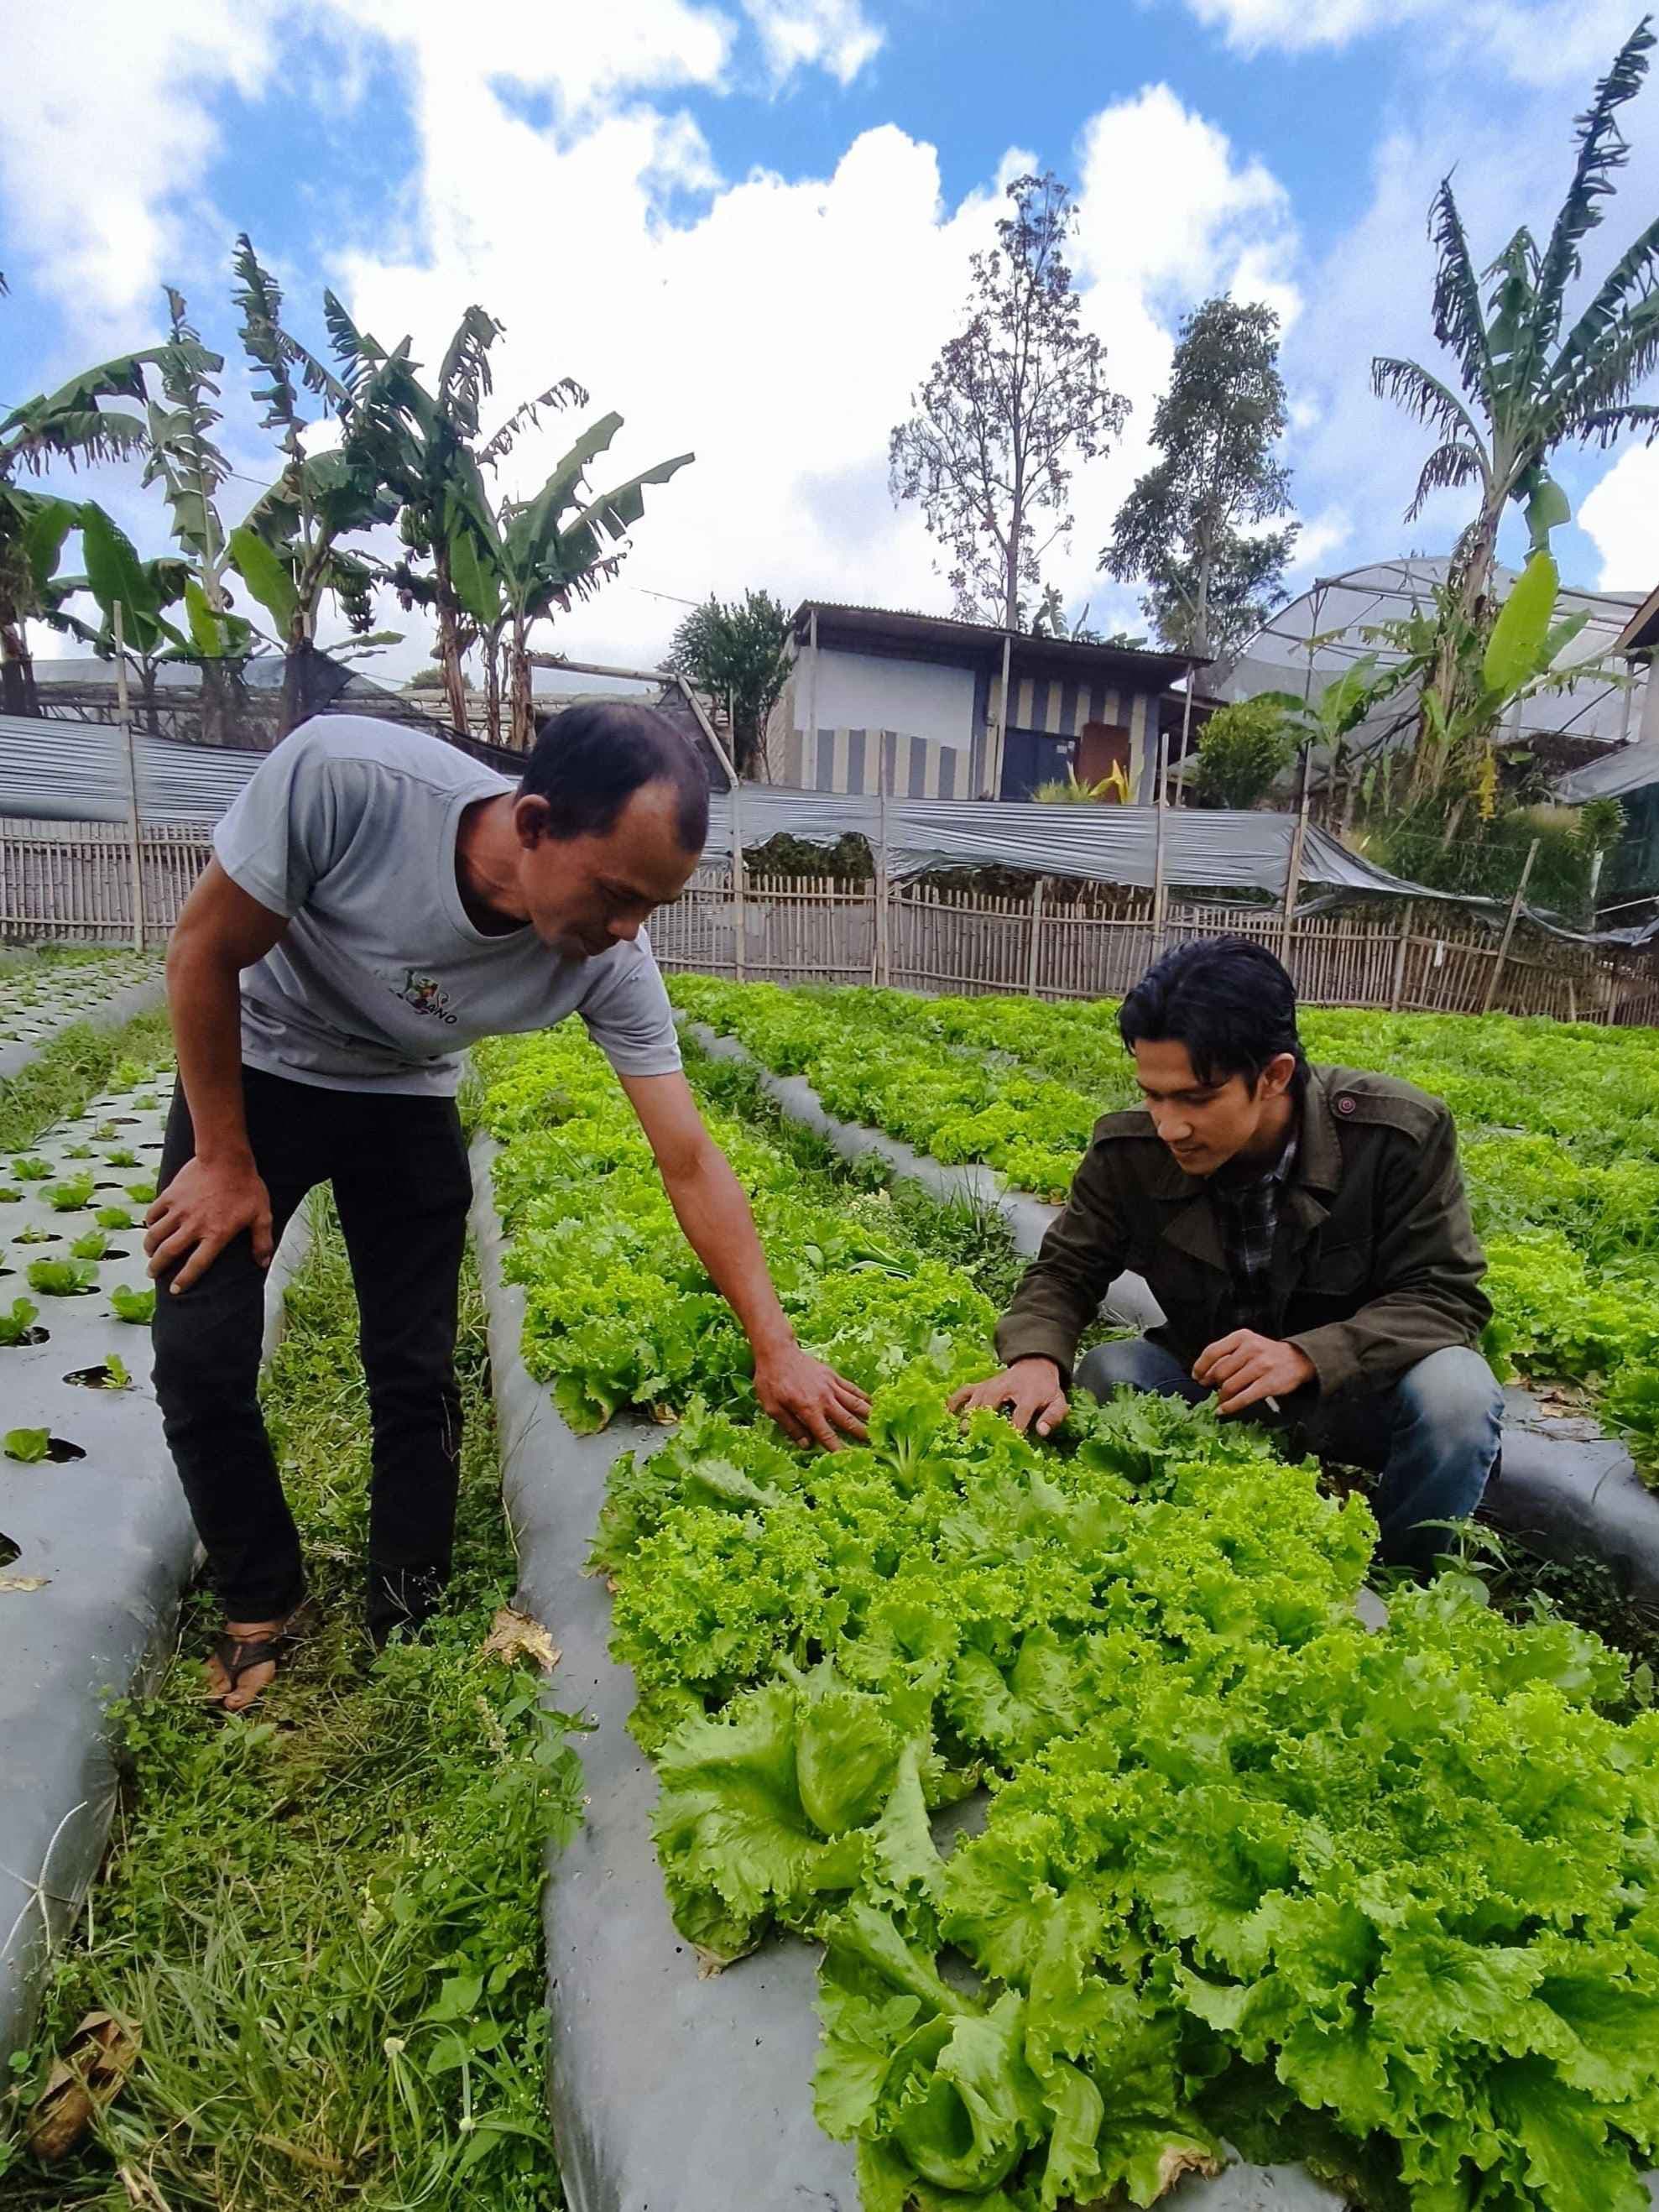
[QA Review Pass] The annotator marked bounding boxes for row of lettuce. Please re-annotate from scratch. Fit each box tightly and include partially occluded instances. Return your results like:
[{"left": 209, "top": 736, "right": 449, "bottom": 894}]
[
  {"left": 474, "top": 1025, "right": 1659, "bottom": 2212},
  {"left": 668, "top": 977, "right": 1659, "bottom": 1484}
]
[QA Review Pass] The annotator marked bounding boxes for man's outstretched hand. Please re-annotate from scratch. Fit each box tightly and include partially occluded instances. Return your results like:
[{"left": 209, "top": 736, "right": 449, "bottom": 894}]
[
  {"left": 1192, "top": 1329, "right": 1314, "bottom": 1416},
  {"left": 948, "top": 1357, "right": 1069, "bottom": 1437},
  {"left": 754, "top": 1342, "right": 871, "bottom": 1452}
]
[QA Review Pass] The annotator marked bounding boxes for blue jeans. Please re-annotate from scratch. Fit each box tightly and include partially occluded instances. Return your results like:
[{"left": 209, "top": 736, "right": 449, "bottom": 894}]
[{"left": 1072, "top": 1337, "right": 1503, "bottom": 1573}]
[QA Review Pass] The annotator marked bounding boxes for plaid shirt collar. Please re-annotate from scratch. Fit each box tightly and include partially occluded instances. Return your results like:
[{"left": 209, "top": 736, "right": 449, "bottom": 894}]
[{"left": 1210, "top": 1125, "right": 1300, "bottom": 1334}]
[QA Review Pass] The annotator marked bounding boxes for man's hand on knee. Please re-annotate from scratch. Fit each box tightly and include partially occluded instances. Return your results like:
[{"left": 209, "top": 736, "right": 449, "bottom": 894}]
[
  {"left": 1193, "top": 1330, "right": 1314, "bottom": 1416},
  {"left": 144, "top": 1155, "right": 274, "bottom": 1293},
  {"left": 948, "top": 1358, "right": 1069, "bottom": 1437}
]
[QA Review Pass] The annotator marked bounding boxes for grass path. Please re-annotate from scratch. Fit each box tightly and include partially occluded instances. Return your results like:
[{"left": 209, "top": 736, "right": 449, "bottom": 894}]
[{"left": 1, "top": 1204, "right": 578, "bottom": 2210}]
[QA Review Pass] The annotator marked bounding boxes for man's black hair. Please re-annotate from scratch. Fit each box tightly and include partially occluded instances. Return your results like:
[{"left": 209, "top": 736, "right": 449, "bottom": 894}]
[
  {"left": 520, "top": 702, "right": 710, "bottom": 852},
  {"left": 1119, "top": 935, "right": 1307, "bottom": 1091}
]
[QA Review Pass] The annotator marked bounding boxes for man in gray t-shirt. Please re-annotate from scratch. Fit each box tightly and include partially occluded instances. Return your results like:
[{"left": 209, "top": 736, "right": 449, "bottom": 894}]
[{"left": 145, "top": 704, "right": 869, "bottom": 1710}]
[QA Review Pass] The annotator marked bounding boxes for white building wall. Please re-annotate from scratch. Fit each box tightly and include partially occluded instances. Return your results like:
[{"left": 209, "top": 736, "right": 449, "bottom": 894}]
[{"left": 807, "top": 648, "right": 976, "bottom": 751}]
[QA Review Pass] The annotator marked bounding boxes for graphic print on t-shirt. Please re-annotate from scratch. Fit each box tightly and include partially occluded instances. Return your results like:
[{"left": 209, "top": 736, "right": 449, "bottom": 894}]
[{"left": 395, "top": 968, "right": 459, "bottom": 1025}]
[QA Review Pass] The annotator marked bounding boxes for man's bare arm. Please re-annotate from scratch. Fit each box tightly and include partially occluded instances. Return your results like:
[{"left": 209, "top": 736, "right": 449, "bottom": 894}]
[
  {"left": 143, "top": 861, "right": 290, "bottom": 1293},
  {"left": 619, "top": 1070, "right": 870, "bottom": 1450}
]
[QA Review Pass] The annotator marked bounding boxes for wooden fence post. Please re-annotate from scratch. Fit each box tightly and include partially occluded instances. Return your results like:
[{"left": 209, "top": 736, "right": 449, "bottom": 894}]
[
  {"left": 1025, "top": 875, "right": 1046, "bottom": 995},
  {"left": 1480, "top": 838, "right": 1541, "bottom": 1016},
  {"left": 729, "top": 779, "right": 746, "bottom": 984},
  {"left": 1388, "top": 900, "right": 1414, "bottom": 1012},
  {"left": 874, "top": 785, "right": 892, "bottom": 988},
  {"left": 112, "top": 603, "right": 145, "bottom": 952}
]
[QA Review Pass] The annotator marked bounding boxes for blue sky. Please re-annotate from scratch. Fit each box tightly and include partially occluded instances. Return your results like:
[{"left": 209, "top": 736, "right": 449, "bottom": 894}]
[{"left": 5, "top": 0, "right": 1658, "bottom": 676}]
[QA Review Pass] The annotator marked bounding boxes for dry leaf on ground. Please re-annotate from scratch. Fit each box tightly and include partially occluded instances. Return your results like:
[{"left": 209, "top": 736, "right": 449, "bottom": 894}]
[
  {"left": 479, "top": 1605, "right": 560, "bottom": 1672},
  {"left": 25, "top": 2009, "right": 140, "bottom": 2161}
]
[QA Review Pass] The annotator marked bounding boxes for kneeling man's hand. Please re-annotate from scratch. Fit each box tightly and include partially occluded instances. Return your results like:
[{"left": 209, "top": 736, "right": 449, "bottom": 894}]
[
  {"left": 1193, "top": 1330, "right": 1314, "bottom": 1416},
  {"left": 949, "top": 1358, "right": 1068, "bottom": 1437}
]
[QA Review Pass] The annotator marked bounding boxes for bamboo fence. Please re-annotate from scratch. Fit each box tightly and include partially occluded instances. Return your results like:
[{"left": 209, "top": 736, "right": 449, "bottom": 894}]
[
  {"left": 0, "top": 818, "right": 213, "bottom": 944},
  {"left": 655, "top": 869, "right": 1656, "bottom": 1026},
  {"left": 3, "top": 820, "right": 1652, "bottom": 1026}
]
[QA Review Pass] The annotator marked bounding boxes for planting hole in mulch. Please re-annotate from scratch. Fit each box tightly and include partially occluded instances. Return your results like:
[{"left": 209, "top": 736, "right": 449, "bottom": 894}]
[
  {"left": 1, "top": 1530, "right": 18, "bottom": 1568},
  {"left": 1, "top": 1326, "right": 48, "bottom": 1346},
  {"left": 62, "top": 1365, "right": 135, "bottom": 1390}
]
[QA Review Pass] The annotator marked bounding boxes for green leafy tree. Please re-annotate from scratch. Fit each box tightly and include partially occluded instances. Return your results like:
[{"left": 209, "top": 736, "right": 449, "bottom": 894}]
[
  {"left": 1374, "top": 21, "right": 1659, "bottom": 724},
  {"left": 665, "top": 590, "right": 791, "bottom": 777},
  {"left": 890, "top": 173, "right": 1129, "bottom": 629},
  {"left": 1188, "top": 696, "right": 1299, "bottom": 809},
  {"left": 1102, "top": 295, "right": 1298, "bottom": 667}
]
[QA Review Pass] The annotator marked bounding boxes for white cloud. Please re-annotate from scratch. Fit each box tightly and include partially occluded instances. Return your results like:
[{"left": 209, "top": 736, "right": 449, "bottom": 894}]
[
  {"left": 1579, "top": 442, "right": 1659, "bottom": 591},
  {"left": 2, "top": 0, "right": 273, "bottom": 325},
  {"left": 738, "top": 0, "right": 884, "bottom": 86},
  {"left": 319, "top": 51, "right": 1302, "bottom": 667},
  {"left": 1176, "top": 0, "right": 1641, "bottom": 77},
  {"left": 7, "top": 3, "right": 1304, "bottom": 677}
]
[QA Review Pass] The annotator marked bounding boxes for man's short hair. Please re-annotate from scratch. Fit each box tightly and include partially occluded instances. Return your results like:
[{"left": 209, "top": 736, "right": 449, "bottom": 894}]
[
  {"left": 520, "top": 702, "right": 710, "bottom": 852},
  {"left": 1119, "top": 936, "right": 1307, "bottom": 1090}
]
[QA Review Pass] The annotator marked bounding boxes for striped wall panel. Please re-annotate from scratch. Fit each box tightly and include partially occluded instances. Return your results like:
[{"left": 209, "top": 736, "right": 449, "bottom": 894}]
[{"left": 783, "top": 727, "right": 966, "bottom": 799}]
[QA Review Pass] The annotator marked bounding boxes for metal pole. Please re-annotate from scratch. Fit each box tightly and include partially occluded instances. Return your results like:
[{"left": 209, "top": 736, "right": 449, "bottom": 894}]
[
  {"left": 1388, "top": 900, "right": 1415, "bottom": 1013},
  {"left": 991, "top": 629, "right": 1012, "bottom": 798},
  {"left": 1150, "top": 728, "right": 1170, "bottom": 959},
  {"left": 1175, "top": 660, "right": 1196, "bottom": 810},
  {"left": 1481, "top": 837, "right": 1541, "bottom": 1015},
  {"left": 112, "top": 603, "right": 145, "bottom": 952},
  {"left": 804, "top": 608, "right": 820, "bottom": 788},
  {"left": 1276, "top": 755, "right": 1312, "bottom": 972}
]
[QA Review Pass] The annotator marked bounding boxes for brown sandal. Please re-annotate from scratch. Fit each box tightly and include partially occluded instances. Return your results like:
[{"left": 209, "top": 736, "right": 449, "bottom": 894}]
[{"left": 206, "top": 1603, "right": 314, "bottom": 1713}]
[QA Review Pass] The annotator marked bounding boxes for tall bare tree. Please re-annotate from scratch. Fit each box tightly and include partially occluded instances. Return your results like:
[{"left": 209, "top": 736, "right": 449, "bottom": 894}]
[{"left": 889, "top": 172, "right": 1128, "bottom": 629}]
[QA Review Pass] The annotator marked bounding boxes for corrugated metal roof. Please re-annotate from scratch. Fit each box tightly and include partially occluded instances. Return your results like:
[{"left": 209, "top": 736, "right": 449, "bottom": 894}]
[{"left": 790, "top": 602, "right": 1197, "bottom": 685}]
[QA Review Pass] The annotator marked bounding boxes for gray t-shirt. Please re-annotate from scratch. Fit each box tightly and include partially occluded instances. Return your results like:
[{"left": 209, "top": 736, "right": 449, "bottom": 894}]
[{"left": 211, "top": 715, "right": 682, "bottom": 1096}]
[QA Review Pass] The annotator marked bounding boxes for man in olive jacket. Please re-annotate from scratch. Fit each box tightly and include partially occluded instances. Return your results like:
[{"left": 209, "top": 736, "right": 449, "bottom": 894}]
[{"left": 952, "top": 936, "right": 1503, "bottom": 1569}]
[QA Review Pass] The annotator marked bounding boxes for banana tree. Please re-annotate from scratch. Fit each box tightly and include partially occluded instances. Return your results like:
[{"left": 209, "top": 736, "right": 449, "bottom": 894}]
[
  {"left": 1373, "top": 22, "right": 1659, "bottom": 729},
  {"left": 64, "top": 502, "right": 190, "bottom": 730},
  {"left": 446, "top": 413, "right": 695, "bottom": 747},
  {"left": 227, "top": 237, "right": 403, "bottom": 733},
  {"left": 350, "top": 300, "right": 692, "bottom": 741},
  {"left": 1356, "top": 552, "right": 1621, "bottom": 841},
  {"left": 0, "top": 343, "right": 160, "bottom": 713},
  {"left": 138, "top": 289, "right": 258, "bottom": 742}
]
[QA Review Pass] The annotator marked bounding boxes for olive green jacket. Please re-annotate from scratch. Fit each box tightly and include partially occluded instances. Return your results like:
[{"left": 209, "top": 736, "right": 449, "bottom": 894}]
[{"left": 994, "top": 1064, "right": 1492, "bottom": 1399}]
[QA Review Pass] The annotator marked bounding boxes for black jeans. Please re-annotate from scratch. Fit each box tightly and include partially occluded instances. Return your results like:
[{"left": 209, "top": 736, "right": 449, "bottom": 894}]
[{"left": 151, "top": 1064, "right": 472, "bottom": 1638}]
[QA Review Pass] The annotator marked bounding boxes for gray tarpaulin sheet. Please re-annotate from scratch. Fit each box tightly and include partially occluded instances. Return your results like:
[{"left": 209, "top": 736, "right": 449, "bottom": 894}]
[
  {"left": 708, "top": 790, "right": 1655, "bottom": 946},
  {"left": 0, "top": 1065, "right": 309, "bottom": 2073},
  {"left": 0, "top": 714, "right": 263, "bottom": 827},
  {"left": 7, "top": 709, "right": 1649, "bottom": 945}
]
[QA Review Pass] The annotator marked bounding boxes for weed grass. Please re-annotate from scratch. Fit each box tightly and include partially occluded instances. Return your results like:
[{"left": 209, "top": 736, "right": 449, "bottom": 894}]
[
  {"left": 0, "top": 1202, "right": 578, "bottom": 2209},
  {"left": 0, "top": 1010, "right": 175, "bottom": 1156}
]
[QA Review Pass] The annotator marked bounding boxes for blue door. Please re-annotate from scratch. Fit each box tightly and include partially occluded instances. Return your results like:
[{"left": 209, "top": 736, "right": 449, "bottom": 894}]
[{"left": 1000, "top": 728, "right": 1077, "bottom": 800}]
